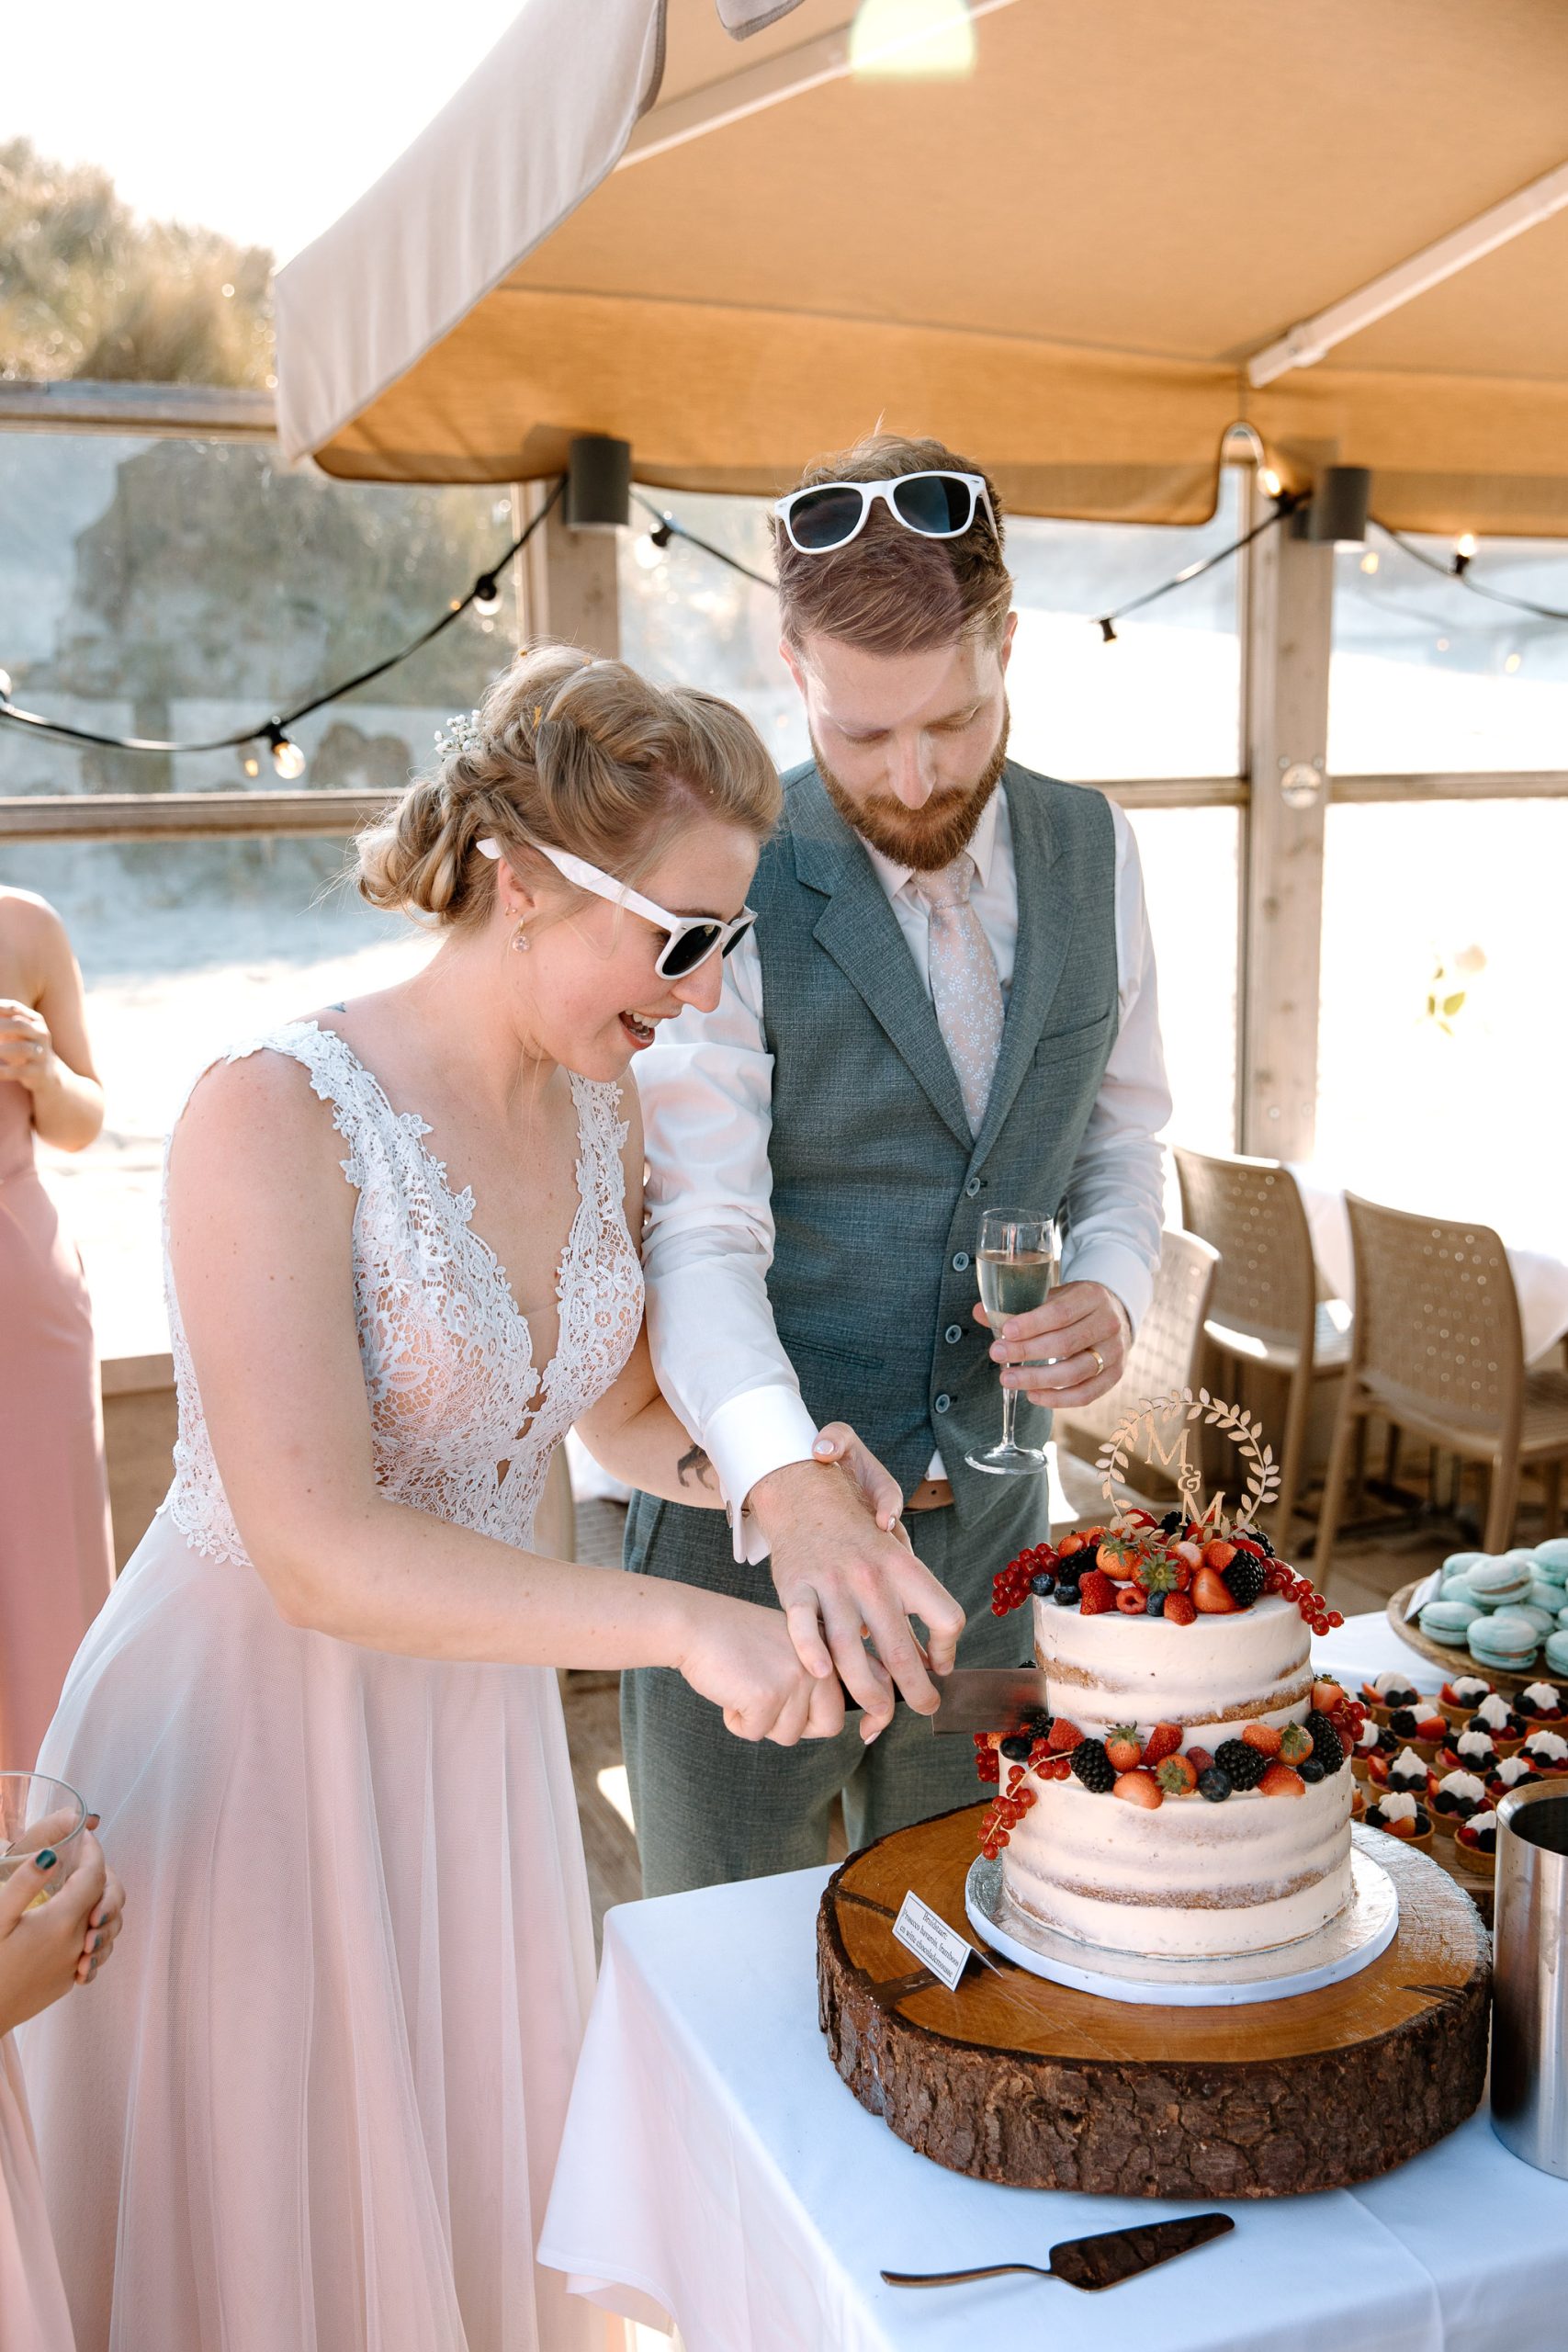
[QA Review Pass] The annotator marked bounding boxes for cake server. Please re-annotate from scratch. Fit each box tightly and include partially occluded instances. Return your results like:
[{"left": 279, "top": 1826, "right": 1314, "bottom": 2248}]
[
  {"left": 926, "top": 1666, "right": 1052, "bottom": 1736},
  {"left": 881, "top": 2211, "right": 1235, "bottom": 2290}
]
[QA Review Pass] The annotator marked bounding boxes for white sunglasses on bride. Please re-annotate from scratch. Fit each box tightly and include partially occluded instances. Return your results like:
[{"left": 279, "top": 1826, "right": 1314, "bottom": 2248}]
[
  {"left": 773, "top": 469, "right": 998, "bottom": 554},
  {"left": 478, "top": 837, "right": 756, "bottom": 979}
]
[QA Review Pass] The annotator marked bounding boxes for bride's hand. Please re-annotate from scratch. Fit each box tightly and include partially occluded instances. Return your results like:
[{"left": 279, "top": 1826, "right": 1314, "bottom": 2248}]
[
  {"left": 808, "top": 1423, "right": 910, "bottom": 1548},
  {"left": 673, "top": 1593, "right": 847, "bottom": 1746}
]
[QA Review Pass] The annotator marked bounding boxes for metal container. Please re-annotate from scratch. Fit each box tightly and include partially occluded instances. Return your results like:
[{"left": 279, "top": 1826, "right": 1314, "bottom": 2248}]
[{"left": 1492, "top": 1780, "right": 1568, "bottom": 2177}]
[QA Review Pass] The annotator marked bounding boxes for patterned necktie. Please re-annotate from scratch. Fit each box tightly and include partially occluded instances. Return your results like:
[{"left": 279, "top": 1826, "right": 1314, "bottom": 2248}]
[{"left": 911, "top": 853, "right": 1005, "bottom": 1136}]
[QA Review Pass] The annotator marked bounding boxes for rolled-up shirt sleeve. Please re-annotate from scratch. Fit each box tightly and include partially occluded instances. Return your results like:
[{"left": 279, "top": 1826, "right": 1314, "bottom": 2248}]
[
  {"left": 1058, "top": 802, "right": 1171, "bottom": 1331},
  {"left": 632, "top": 933, "right": 818, "bottom": 1561}
]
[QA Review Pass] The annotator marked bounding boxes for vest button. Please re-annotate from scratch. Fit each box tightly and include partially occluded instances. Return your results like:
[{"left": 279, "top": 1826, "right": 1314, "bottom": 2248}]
[
  {"left": 933, "top": 1394, "right": 952, "bottom": 1414},
  {"left": 944, "top": 1324, "right": 963, "bottom": 1345},
  {"left": 964, "top": 1178, "right": 981, "bottom": 1198},
  {"left": 952, "top": 1251, "right": 970, "bottom": 1272}
]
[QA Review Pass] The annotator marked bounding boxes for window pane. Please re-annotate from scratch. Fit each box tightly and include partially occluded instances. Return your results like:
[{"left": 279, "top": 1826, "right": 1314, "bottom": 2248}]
[
  {"left": 1125, "top": 806, "right": 1237, "bottom": 1162},
  {"left": 10, "top": 837, "right": 428, "bottom": 1357},
  {"left": 1316, "top": 801, "right": 1568, "bottom": 1204},
  {"left": 619, "top": 471, "right": 1244, "bottom": 780},
  {"left": 1329, "top": 533, "right": 1568, "bottom": 775},
  {"left": 0, "top": 432, "right": 520, "bottom": 797}
]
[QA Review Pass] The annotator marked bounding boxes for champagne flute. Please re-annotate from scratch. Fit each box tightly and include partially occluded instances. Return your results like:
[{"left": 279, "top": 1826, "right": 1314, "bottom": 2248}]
[
  {"left": 0, "top": 1774, "right": 86, "bottom": 1906},
  {"left": 965, "top": 1209, "right": 1061, "bottom": 1476}
]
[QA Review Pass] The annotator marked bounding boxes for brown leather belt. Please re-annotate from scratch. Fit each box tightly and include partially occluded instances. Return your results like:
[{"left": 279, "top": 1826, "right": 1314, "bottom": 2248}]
[{"left": 905, "top": 1477, "right": 955, "bottom": 1512}]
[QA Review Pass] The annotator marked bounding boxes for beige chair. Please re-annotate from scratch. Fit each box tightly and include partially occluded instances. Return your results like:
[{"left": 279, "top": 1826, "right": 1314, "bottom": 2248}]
[
  {"left": 1173, "top": 1148, "right": 1352, "bottom": 1548},
  {"left": 1316, "top": 1195, "right": 1568, "bottom": 1579},
  {"left": 1054, "top": 1227, "right": 1218, "bottom": 1519}
]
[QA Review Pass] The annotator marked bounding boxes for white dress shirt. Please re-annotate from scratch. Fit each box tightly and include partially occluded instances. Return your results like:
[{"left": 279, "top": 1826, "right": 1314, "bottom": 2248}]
[{"left": 634, "top": 785, "right": 1172, "bottom": 1558}]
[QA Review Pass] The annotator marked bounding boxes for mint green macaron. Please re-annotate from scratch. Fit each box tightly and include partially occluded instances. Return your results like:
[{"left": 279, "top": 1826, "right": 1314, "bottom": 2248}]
[
  {"left": 1420, "top": 1599, "right": 1483, "bottom": 1644},
  {"left": 1467, "top": 1557, "right": 1537, "bottom": 1609},
  {"left": 1545, "top": 1629, "right": 1568, "bottom": 1678},
  {"left": 1470, "top": 1609, "right": 1540, "bottom": 1668},
  {"left": 1533, "top": 1539, "right": 1568, "bottom": 1584}
]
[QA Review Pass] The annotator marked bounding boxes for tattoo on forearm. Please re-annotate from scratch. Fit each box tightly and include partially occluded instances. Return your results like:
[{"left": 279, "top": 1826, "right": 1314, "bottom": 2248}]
[{"left": 676, "top": 1442, "right": 717, "bottom": 1493}]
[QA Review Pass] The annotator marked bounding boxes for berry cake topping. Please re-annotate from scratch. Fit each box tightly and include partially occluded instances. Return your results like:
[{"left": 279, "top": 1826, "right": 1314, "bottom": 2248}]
[{"left": 989, "top": 1517, "right": 1342, "bottom": 1634}]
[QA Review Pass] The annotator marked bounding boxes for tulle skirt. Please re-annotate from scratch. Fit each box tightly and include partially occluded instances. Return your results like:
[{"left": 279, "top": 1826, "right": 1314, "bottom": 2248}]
[{"left": 19, "top": 1510, "right": 613, "bottom": 2352}]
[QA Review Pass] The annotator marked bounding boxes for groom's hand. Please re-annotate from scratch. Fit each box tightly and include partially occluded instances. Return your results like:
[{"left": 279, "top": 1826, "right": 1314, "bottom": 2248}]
[
  {"left": 748, "top": 1462, "right": 965, "bottom": 1739},
  {"left": 976, "top": 1279, "right": 1130, "bottom": 1411}
]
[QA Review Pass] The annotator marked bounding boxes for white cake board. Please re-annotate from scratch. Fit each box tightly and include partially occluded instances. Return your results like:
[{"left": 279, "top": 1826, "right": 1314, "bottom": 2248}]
[{"left": 965, "top": 1846, "right": 1399, "bottom": 2008}]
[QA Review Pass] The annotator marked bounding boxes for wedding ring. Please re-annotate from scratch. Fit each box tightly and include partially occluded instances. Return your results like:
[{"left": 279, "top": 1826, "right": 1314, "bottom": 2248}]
[{"left": 1089, "top": 1346, "right": 1105, "bottom": 1376}]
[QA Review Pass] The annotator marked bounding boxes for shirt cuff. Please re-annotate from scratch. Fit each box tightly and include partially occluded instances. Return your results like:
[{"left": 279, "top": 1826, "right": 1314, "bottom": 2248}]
[
  {"left": 702, "top": 1385, "right": 822, "bottom": 1565},
  {"left": 1061, "top": 1239, "right": 1156, "bottom": 1337}
]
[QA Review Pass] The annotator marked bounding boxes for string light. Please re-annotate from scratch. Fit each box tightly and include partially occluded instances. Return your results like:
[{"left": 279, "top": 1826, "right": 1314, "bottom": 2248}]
[
  {"left": 472, "top": 574, "right": 502, "bottom": 618},
  {"left": 1098, "top": 616, "right": 1119, "bottom": 643},
  {"left": 242, "top": 755, "right": 260, "bottom": 778},
  {"left": 265, "top": 722, "right": 306, "bottom": 781},
  {"left": 1452, "top": 532, "right": 1477, "bottom": 576},
  {"left": 1359, "top": 550, "right": 1380, "bottom": 575},
  {"left": 1260, "top": 468, "right": 1283, "bottom": 500},
  {"left": 1505, "top": 650, "right": 1522, "bottom": 673},
  {"left": 1092, "top": 485, "right": 1301, "bottom": 643}
]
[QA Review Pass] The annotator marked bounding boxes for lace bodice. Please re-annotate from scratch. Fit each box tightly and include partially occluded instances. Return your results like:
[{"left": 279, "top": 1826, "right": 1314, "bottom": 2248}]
[{"left": 163, "top": 1022, "right": 643, "bottom": 1566}]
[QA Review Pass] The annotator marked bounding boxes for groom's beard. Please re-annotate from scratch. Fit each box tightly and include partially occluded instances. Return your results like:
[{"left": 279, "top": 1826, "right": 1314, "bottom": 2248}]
[{"left": 814, "top": 709, "right": 1010, "bottom": 873}]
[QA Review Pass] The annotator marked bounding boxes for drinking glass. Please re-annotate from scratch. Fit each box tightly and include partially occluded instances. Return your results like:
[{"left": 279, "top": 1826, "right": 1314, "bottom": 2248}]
[
  {"left": 965, "top": 1209, "right": 1062, "bottom": 1476},
  {"left": 0, "top": 1773, "right": 86, "bottom": 1903}
]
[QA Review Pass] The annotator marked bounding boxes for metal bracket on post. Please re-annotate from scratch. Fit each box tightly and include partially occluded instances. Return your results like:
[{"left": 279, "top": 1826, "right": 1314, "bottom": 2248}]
[
  {"left": 1237, "top": 463, "right": 1337, "bottom": 1159},
  {"left": 514, "top": 435, "right": 630, "bottom": 659}
]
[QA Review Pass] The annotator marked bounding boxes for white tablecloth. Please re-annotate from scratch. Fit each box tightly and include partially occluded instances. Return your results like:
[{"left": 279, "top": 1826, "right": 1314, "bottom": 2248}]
[
  {"left": 1292, "top": 1161, "right": 1568, "bottom": 1368},
  {"left": 541, "top": 1615, "right": 1568, "bottom": 2352}
]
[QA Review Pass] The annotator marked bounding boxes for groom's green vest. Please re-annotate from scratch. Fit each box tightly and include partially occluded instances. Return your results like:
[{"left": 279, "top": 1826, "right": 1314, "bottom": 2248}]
[{"left": 750, "top": 758, "right": 1120, "bottom": 1530}]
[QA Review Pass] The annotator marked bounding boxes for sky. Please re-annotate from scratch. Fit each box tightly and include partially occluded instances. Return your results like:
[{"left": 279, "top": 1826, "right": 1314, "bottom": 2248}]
[{"left": 4, "top": 0, "right": 533, "bottom": 263}]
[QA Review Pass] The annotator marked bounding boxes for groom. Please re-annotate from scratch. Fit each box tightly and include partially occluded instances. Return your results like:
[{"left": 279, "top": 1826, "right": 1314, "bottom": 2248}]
[{"left": 623, "top": 432, "right": 1171, "bottom": 1894}]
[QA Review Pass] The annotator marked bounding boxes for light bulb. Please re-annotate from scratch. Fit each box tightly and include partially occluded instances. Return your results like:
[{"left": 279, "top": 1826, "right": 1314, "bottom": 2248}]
[
  {"left": 1505, "top": 650, "right": 1522, "bottom": 673},
  {"left": 472, "top": 574, "right": 501, "bottom": 617},
  {"left": 1455, "top": 533, "right": 1477, "bottom": 560},
  {"left": 1436, "top": 637, "right": 1450, "bottom": 652},
  {"left": 242, "top": 755, "right": 260, "bottom": 778},
  {"left": 1359, "top": 550, "right": 1380, "bottom": 574},
  {"left": 632, "top": 534, "right": 663, "bottom": 571},
  {"left": 265, "top": 724, "right": 306, "bottom": 780},
  {"left": 1260, "top": 467, "right": 1283, "bottom": 499},
  {"left": 1097, "top": 617, "right": 1118, "bottom": 645}
]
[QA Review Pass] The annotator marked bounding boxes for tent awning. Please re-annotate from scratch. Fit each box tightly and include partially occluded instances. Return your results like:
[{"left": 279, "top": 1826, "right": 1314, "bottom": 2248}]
[{"left": 275, "top": 0, "right": 1568, "bottom": 533}]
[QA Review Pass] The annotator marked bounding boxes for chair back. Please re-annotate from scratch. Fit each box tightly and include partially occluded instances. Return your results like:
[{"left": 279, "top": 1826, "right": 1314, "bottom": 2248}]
[
  {"left": 1346, "top": 1193, "right": 1524, "bottom": 1440},
  {"left": 1173, "top": 1148, "right": 1318, "bottom": 1353},
  {"left": 1055, "top": 1228, "right": 1219, "bottom": 1494}
]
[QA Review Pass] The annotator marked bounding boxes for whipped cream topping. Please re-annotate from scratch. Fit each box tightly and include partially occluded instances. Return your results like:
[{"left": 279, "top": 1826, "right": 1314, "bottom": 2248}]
[
  {"left": 1522, "top": 1682, "right": 1563, "bottom": 1712},
  {"left": 1450, "top": 1676, "right": 1492, "bottom": 1704},
  {"left": 1371, "top": 1672, "right": 1418, "bottom": 1700},
  {"left": 1524, "top": 1730, "right": 1568, "bottom": 1763},
  {"left": 1356, "top": 1719, "right": 1381, "bottom": 1750},
  {"left": 1475, "top": 1693, "right": 1516, "bottom": 1731},
  {"left": 1437, "top": 1770, "right": 1485, "bottom": 1803},
  {"left": 1456, "top": 1728, "right": 1496, "bottom": 1761},
  {"left": 1495, "top": 1756, "right": 1537, "bottom": 1787},
  {"left": 1375, "top": 1790, "right": 1419, "bottom": 1823},
  {"left": 1389, "top": 1746, "right": 1427, "bottom": 1783}
]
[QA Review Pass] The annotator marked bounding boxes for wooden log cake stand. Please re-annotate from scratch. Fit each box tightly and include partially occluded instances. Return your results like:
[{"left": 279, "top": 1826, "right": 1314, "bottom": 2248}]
[{"left": 818, "top": 1804, "right": 1491, "bottom": 2199}]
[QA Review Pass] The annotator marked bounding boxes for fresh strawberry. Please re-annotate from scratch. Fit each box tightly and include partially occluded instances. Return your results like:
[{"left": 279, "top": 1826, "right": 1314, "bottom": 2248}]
[
  {"left": 1046, "top": 1718, "right": 1084, "bottom": 1754},
  {"left": 1258, "top": 1763, "right": 1306, "bottom": 1797},
  {"left": 1241, "top": 1722, "right": 1284, "bottom": 1757},
  {"left": 1143, "top": 1722, "right": 1183, "bottom": 1766},
  {"left": 1156, "top": 1754, "right": 1198, "bottom": 1796},
  {"left": 1115, "top": 1586, "right": 1146, "bottom": 1614},
  {"left": 1057, "top": 1532, "right": 1087, "bottom": 1558},
  {"left": 1190, "top": 1566, "right": 1238, "bottom": 1614},
  {"left": 1416, "top": 1713, "right": 1449, "bottom": 1743},
  {"left": 1312, "top": 1679, "right": 1348, "bottom": 1714},
  {"left": 1185, "top": 1746, "right": 1215, "bottom": 1776},
  {"left": 1097, "top": 1533, "right": 1139, "bottom": 1579},
  {"left": 1279, "top": 1723, "right": 1314, "bottom": 1765},
  {"left": 1077, "top": 1570, "right": 1116, "bottom": 1615},
  {"left": 1163, "top": 1591, "right": 1197, "bottom": 1626},
  {"left": 1113, "top": 1769, "right": 1163, "bottom": 1809},
  {"left": 1202, "top": 1539, "right": 1237, "bottom": 1570},
  {"left": 1174, "top": 1540, "right": 1204, "bottom": 1569},
  {"left": 1103, "top": 1725, "right": 1144, "bottom": 1773}
]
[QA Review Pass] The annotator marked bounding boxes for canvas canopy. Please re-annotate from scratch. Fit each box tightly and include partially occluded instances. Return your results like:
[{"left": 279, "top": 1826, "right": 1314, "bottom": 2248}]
[{"left": 274, "top": 0, "right": 1568, "bottom": 533}]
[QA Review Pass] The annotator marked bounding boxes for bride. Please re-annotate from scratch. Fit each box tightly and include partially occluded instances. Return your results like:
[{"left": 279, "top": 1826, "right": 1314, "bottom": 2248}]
[{"left": 22, "top": 647, "right": 900, "bottom": 2352}]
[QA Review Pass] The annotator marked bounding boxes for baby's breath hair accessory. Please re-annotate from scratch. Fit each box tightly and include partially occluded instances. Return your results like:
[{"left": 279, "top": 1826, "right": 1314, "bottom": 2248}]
[{"left": 434, "top": 709, "right": 484, "bottom": 760}]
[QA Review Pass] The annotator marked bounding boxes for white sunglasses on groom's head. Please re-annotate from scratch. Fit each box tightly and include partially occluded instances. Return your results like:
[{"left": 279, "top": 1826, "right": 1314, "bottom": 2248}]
[
  {"left": 477, "top": 837, "right": 756, "bottom": 980},
  {"left": 773, "top": 469, "right": 998, "bottom": 555}
]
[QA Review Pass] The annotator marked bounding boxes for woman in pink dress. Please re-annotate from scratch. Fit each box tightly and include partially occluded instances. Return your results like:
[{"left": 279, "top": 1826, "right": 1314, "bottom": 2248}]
[
  {"left": 0, "top": 889, "right": 114, "bottom": 1771},
  {"left": 21, "top": 650, "right": 914, "bottom": 2352}
]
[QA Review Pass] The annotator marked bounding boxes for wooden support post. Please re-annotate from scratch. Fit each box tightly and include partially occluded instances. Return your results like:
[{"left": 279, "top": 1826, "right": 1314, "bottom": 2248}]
[
  {"left": 1238, "top": 477, "right": 1336, "bottom": 1159},
  {"left": 514, "top": 481, "right": 621, "bottom": 658}
]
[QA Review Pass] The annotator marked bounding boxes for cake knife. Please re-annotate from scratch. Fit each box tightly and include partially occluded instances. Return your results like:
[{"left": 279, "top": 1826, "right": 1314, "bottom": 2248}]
[
  {"left": 925, "top": 1666, "right": 1052, "bottom": 1736},
  {"left": 882, "top": 2211, "right": 1235, "bottom": 2290}
]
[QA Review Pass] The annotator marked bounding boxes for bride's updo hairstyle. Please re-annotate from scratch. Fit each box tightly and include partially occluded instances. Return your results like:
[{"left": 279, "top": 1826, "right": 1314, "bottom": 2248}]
[{"left": 355, "top": 642, "right": 782, "bottom": 930}]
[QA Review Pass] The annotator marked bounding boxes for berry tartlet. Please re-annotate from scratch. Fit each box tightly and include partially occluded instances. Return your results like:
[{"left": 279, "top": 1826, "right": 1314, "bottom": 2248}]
[
  {"left": 1488, "top": 1753, "right": 1540, "bottom": 1803},
  {"left": 1360, "top": 1672, "right": 1422, "bottom": 1724},
  {"left": 1516, "top": 1681, "right": 1567, "bottom": 1727},
  {"left": 1362, "top": 1789, "right": 1433, "bottom": 1848},
  {"left": 1385, "top": 1704, "right": 1451, "bottom": 1759},
  {"left": 1351, "top": 1718, "right": 1396, "bottom": 1781},
  {"left": 1437, "top": 1725, "right": 1498, "bottom": 1778},
  {"left": 1367, "top": 1744, "right": 1430, "bottom": 1797},
  {"left": 1464, "top": 1692, "right": 1528, "bottom": 1751},
  {"left": 1427, "top": 1768, "right": 1488, "bottom": 1835},
  {"left": 1520, "top": 1729, "right": 1568, "bottom": 1777},
  {"left": 1454, "top": 1807, "right": 1499, "bottom": 1875},
  {"left": 1438, "top": 1673, "right": 1495, "bottom": 1724}
]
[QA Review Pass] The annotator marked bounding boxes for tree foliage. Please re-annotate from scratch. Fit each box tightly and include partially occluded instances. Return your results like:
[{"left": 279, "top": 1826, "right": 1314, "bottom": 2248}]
[{"left": 0, "top": 138, "right": 273, "bottom": 386}]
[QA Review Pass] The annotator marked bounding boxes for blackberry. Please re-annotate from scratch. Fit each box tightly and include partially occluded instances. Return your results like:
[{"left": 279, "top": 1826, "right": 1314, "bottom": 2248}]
[
  {"left": 1145, "top": 1590, "right": 1167, "bottom": 1616},
  {"left": 1299, "top": 1758, "right": 1326, "bottom": 1784},
  {"left": 1196, "top": 1766, "right": 1233, "bottom": 1803},
  {"left": 1213, "top": 1737, "right": 1269, "bottom": 1791},
  {"left": 1029, "top": 1568, "right": 1056, "bottom": 1596},
  {"left": 999, "top": 1734, "right": 1032, "bottom": 1761},
  {"left": 1022, "top": 1707, "right": 1055, "bottom": 1738},
  {"left": 1158, "top": 1509, "right": 1186, "bottom": 1535},
  {"left": 1221, "top": 1553, "right": 1268, "bottom": 1608},
  {"left": 1070, "top": 1737, "right": 1115, "bottom": 1793},
  {"left": 1303, "top": 1713, "right": 1346, "bottom": 1774}
]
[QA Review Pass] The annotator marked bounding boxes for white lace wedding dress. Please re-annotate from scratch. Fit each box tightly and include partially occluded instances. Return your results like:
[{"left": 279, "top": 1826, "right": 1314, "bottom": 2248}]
[{"left": 21, "top": 1023, "right": 642, "bottom": 2352}]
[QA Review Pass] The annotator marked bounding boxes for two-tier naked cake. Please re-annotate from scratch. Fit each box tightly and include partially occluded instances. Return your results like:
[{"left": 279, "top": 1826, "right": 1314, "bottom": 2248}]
[{"left": 976, "top": 1513, "right": 1369, "bottom": 1962}]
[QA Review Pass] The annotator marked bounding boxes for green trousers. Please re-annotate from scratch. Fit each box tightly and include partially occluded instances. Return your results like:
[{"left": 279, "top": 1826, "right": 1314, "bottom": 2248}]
[{"left": 620, "top": 1480, "right": 1051, "bottom": 1898}]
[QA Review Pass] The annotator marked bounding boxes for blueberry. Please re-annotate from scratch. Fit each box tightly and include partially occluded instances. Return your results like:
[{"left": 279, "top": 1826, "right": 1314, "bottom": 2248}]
[
  {"left": 1300, "top": 1758, "right": 1326, "bottom": 1783},
  {"left": 1029, "top": 1569, "right": 1056, "bottom": 1596},
  {"left": 999, "top": 1734, "right": 1032, "bottom": 1761},
  {"left": 1145, "top": 1590, "right": 1167, "bottom": 1616},
  {"left": 1053, "top": 1581, "right": 1081, "bottom": 1606},
  {"left": 1197, "top": 1767, "right": 1233, "bottom": 1802}
]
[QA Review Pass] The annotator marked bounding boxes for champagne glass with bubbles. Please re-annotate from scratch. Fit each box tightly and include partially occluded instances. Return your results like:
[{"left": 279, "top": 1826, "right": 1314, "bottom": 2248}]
[{"left": 966, "top": 1209, "right": 1061, "bottom": 1476}]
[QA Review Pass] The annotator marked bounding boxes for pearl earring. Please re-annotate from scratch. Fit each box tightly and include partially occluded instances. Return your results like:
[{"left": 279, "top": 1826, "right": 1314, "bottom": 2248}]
[{"left": 513, "top": 923, "right": 531, "bottom": 953}]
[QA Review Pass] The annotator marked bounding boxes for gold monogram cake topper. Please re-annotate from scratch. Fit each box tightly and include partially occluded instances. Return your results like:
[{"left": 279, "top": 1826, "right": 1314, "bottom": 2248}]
[{"left": 1095, "top": 1387, "right": 1280, "bottom": 1532}]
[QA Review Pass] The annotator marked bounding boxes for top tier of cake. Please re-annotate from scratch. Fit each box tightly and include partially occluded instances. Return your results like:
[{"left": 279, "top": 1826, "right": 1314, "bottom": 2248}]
[{"left": 1032, "top": 1590, "right": 1314, "bottom": 1744}]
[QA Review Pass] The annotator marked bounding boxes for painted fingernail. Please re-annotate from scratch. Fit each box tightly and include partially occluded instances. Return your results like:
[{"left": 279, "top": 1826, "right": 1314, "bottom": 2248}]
[{"left": 35, "top": 1849, "right": 57, "bottom": 1871}]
